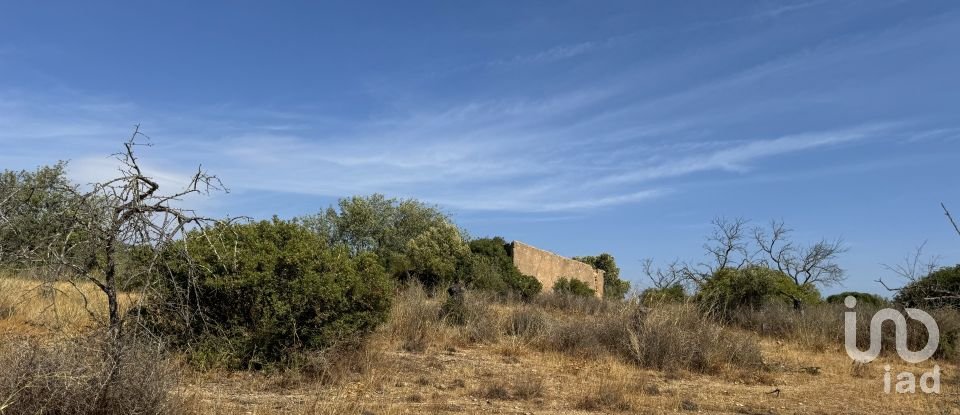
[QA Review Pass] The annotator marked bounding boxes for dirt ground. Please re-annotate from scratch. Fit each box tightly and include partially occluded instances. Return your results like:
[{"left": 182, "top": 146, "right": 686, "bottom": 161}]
[{"left": 184, "top": 338, "right": 959, "bottom": 414}]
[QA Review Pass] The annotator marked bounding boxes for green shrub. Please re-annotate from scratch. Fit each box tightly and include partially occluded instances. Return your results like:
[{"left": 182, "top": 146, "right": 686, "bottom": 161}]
[
  {"left": 462, "top": 237, "right": 541, "bottom": 299},
  {"left": 826, "top": 291, "right": 887, "bottom": 307},
  {"left": 553, "top": 277, "right": 596, "bottom": 297},
  {"left": 296, "top": 194, "right": 457, "bottom": 287},
  {"left": 506, "top": 272, "right": 543, "bottom": 300},
  {"left": 574, "top": 253, "right": 630, "bottom": 300},
  {"left": 895, "top": 264, "right": 960, "bottom": 309},
  {"left": 0, "top": 163, "right": 93, "bottom": 271},
  {"left": 640, "top": 284, "right": 686, "bottom": 306},
  {"left": 696, "top": 266, "right": 819, "bottom": 319},
  {"left": 402, "top": 223, "right": 470, "bottom": 288},
  {"left": 150, "top": 218, "right": 393, "bottom": 369}
]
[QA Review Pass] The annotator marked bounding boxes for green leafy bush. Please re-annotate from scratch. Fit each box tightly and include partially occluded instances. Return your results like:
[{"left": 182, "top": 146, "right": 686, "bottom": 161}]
[
  {"left": 574, "top": 253, "right": 630, "bottom": 300},
  {"left": 296, "top": 194, "right": 454, "bottom": 280},
  {"left": 826, "top": 291, "right": 887, "bottom": 307},
  {"left": 462, "top": 237, "right": 541, "bottom": 299},
  {"left": 553, "top": 277, "right": 596, "bottom": 298},
  {"left": 640, "top": 284, "right": 687, "bottom": 306},
  {"left": 151, "top": 218, "right": 393, "bottom": 368},
  {"left": 895, "top": 264, "right": 960, "bottom": 309},
  {"left": 401, "top": 223, "right": 470, "bottom": 288},
  {"left": 696, "top": 266, "right": 820, "bottom": 319},
  {"left": 0, "top": 163, "right": 91, "bottom": 269}
]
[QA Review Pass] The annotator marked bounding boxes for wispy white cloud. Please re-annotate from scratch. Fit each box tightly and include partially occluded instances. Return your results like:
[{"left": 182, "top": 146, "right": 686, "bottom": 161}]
[
  {"left": 597, "top": 125, "right": 892, "bottom": 185},
  {"left": 2, "top": 7, "right": 955, "bottom": 215},
  {"left": 489, "top": 41, "right": 598, "bottom": 67},
  {"left": 746, "top": 0, "right": 827, "bottom": 20},
  {"left": 0, "top": 89, "right": 897, "bottom": 215}
]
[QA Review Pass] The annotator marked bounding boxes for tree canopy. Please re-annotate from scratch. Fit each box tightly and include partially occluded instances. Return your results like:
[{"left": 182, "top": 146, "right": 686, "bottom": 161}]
[{"left": 574, "top": 253, "right": 630, "bottom": 299}]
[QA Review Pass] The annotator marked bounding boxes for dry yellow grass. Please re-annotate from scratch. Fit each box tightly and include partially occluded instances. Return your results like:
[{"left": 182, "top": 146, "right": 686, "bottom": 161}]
[
  {"left": 1, "top": 278, "right": 957, "bottom": 414},
  {"left": 0, "top": 275, "right": 137, "bottom": 335},
  {"left": 182, "top": 292, "right": 960, "bottom": 415},
  {"left": 182, "top": 337, "right": 959, "bottom": 414}
]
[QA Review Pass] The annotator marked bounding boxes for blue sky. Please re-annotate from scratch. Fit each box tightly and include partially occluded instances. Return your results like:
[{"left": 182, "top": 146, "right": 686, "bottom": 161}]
[{"left": 2, "top": 1, "right": 958, "bottom": 294}]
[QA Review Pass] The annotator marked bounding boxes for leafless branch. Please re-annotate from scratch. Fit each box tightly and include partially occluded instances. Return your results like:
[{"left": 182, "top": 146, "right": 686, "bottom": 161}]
[
  {"left": 702, "top": 217, "right": 750, "bottom": 274},
  {"left": 881, "top": 242, "right": 939, "bottom": 285},
  {"left": 754, "top": 220, "right": 846, "bottom": 288},
  {"left": 943, "top": 202, "right": 960, "bottom": 238},
  {"left": 641, "top": 258, "right": 685, "bottom": 289},
  {"left": 2, "top": 126, "right": 228, "bottom": 336}
]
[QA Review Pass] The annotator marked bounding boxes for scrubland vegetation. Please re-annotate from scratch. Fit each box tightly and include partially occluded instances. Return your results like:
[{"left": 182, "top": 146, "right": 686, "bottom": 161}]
[{"left": 1, "top": 138, "right": 958, "bottom": 414}]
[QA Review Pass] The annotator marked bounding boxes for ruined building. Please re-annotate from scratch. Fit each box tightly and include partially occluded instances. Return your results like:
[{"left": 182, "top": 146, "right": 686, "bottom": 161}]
[{"left": 510, "top": 241, "right": 604, "bottom": 298}]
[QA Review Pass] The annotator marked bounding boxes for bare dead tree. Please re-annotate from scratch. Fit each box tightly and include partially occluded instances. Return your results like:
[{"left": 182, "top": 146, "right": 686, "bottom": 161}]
[
  {"left": 15, "top": 126, "right": 227, "bottom": 336},
  {"left": 754, "top": 220, "right": 847, "bottom": 310},
  {"left": 873, "top": 203, "right": 960, "bottom": 306},
  {"left": 641, "top": 258, "right": 685, "bottom": 289},
  {"left": 754, "top": 220, "right": 846, "bottom": 287},
  {"left": 0, "top": 126, "right": 235, "bottom": 409},
  {"left": 876, "top": 242, "right": 940, "bottom": 291},
  {"left": 702, "top": 217, "right": 751, "bottom": 274},
  {"left": 672, "top": 217, "right": 752, "bottom": 286},
  {"left": 637, "top": 218, "right": 754, "bottom": 289},
  {"left": 877, "top": 242, "right": 960, "bottom": 306}
]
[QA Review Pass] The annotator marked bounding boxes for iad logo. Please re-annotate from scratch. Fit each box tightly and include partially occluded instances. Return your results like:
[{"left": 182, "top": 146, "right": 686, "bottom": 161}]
[{"left": 843, "top": 296, "right": 941, "bottom": 394}]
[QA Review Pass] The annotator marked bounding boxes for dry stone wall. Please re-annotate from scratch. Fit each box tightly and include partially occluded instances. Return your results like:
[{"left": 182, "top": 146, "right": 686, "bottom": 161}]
[{"left": 510, "top": 241, "right": 604, "bottom": 298}]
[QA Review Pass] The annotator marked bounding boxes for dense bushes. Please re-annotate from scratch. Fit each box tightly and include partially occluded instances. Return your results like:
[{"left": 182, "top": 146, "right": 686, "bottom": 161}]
[
  {"left": 401, "top": 223, "right": 470, "bottom": 288},
  {"left": 462, "top": 237, "right": 541, "bottom": 299},
  {"left": 639, "top": 284, "right": 686, "bottom": 306},
  {"left": 296, "top": 194, "right": 458, "bottom": 285},
  {"left": 151, "top": 219, "right": 393, "bottom": 368},
  {"left": 826, "top": 291, "right": 887, "bottom": 307},
  {"left": 297, "top": 197, "right": 543, "bottom": 299},
  {"left": 0, "top": 163, "right": 92, "bottom": 270},
  {"left": 553, "top": 277, "right": 596, "bottom": 297},
  {"left": 895, "top": 264, "right": 960, "bottom": 309},
  {"left": 696, "top": 266, "right": 820, "bottom": 319},
  {"left": 574, "top": 253, "right": 630, "bottom": 299}
]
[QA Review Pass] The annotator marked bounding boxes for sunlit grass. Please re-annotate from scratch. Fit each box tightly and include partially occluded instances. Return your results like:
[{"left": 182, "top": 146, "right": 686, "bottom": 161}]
[{"left": 0, "top": 273, "right": 138, "bottom": 334}]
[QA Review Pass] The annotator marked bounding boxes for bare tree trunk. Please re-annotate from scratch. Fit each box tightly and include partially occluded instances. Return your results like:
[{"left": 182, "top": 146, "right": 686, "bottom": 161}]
[
  {"left": 792, "top": 297, "right": 804, "bottom": 316},
  {"left": 104, "top": 234, "right": 121, "bottom": 334}
]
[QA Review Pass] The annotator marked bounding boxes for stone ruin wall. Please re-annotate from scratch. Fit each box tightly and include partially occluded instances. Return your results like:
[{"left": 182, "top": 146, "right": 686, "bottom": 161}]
[{"left": 510, "top": 241, "right": 604, "bottom": 298}]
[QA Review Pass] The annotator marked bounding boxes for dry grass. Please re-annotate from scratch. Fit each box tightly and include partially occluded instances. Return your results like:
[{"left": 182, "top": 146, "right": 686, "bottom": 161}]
[
  {"left": 0, "top": 335, "right": 184, "bottom": 415},
  {"left": 629, "top": 304, "right": 764, "bottom": 373},
  {"left": 733, "top": 302, "right": 960, "bottom": 361},
  {"left": 174, "top": 286, "right": 957, "bottom": 414},
  {"left": 0, "top": 275, "right": 178, "bottom": 414},
  {"left": 0, "top": 275, "right": 138, "bottom": 335},
  {"left": 574, "top": 374, "right": 635, "bottom": 412},
  {"left": 381, "top": 284, "right": 445, "bottom": 352},
  {"left": 2, "top": 278, "right": 958, "bottom": 414}
]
